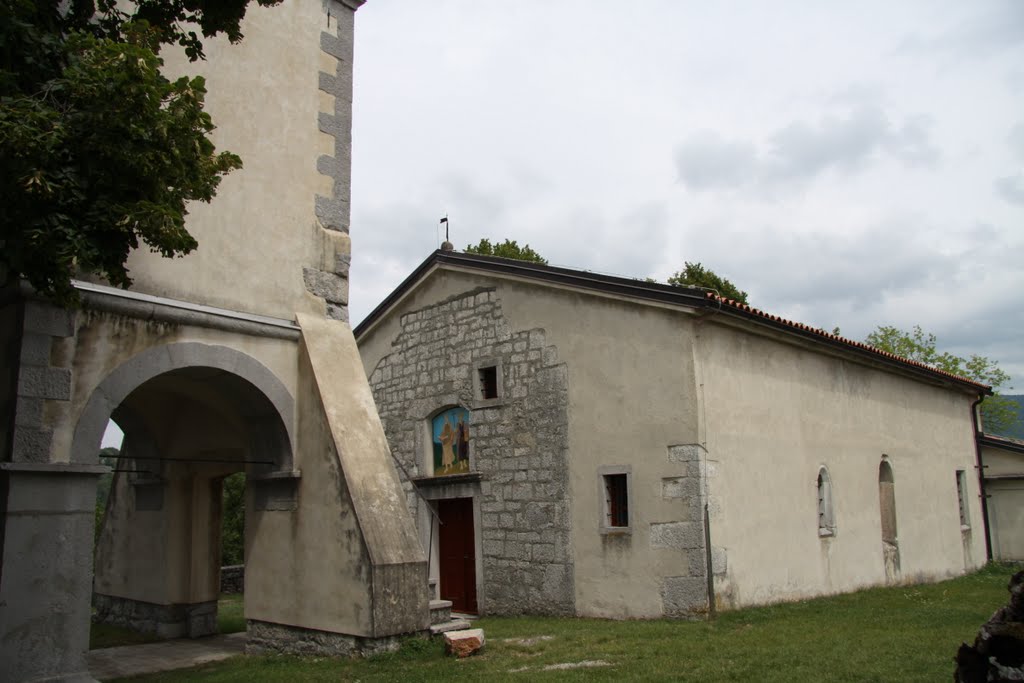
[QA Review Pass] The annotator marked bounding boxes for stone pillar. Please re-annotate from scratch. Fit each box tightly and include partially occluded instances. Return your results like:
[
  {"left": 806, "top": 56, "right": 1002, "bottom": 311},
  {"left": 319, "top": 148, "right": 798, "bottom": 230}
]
[{"left": 0, "top": 463, "right": 105, "bottom": 683}]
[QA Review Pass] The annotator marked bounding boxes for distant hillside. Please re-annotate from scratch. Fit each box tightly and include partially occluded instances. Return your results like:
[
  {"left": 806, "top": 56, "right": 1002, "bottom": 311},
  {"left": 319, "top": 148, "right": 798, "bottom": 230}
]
[{"left": 989, "top": 395, "right": 1024, "bottom": 439}]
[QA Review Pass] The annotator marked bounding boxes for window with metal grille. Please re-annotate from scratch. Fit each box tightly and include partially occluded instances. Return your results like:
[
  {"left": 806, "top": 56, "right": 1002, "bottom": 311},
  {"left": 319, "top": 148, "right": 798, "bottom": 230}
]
[
  {"left": 604, "top": 474, "right": 629, "bottom": 528},
  {"left": 817, "top": 467, "right": 835, "bottom": 536},
  {"left": 955, "top": 470, "right": 969, "bottom": 529}
]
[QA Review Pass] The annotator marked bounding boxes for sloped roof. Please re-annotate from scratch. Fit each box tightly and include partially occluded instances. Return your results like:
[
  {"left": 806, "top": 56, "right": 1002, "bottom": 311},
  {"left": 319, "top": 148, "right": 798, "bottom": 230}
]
[
  {"left": 979, "top": 433, "right": 1024, "bottom": 453},
  {"left": 354, "top": 249, "right": 991, "bottom": 395}
]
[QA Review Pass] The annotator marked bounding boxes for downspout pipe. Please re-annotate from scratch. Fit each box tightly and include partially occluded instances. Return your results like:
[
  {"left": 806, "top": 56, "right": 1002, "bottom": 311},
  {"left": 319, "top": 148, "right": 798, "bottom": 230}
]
[{"left": 970, "top": 394, "right": 993, "bottom": 562}]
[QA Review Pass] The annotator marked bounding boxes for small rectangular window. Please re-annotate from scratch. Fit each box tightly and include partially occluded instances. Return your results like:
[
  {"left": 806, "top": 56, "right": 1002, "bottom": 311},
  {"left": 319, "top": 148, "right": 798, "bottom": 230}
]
[
  {"left": 478, "top": 366, "right": 498, "bottom": 400},
  {"left": 955, "top": 470, "right": 969, "bottom": 529},
  {"left": 604, "top": 474, "right": 629, "bottom": 528}
]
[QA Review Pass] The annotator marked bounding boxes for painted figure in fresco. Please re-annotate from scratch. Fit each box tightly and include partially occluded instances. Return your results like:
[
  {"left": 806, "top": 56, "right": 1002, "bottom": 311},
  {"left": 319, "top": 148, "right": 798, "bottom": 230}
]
[
  {"left": 433, "top": 407, "right": 470, "bottom": 475},
  {"left": 439, "top": 417, "right": 456, "bottom": 469}
]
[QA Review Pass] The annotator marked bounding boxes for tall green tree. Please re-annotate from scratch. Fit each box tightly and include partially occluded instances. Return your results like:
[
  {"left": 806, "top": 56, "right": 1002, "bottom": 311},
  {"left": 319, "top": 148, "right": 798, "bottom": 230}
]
[
  {"left": 94, "top": 446, "right": 118, "bottom": 544},
  {"left": 667, "top": 262, "right": 748, "bottom": 304},
  {"left": 221, "top": 471, "right": 245, "bottom": 566},
  {"left": 865, "top": 325, "right": 1015, "bottom": 434},
  {"left": 1, "top": 0, "right": 279, "bottom": 306},
  {"left": 465, "top": 238, "right": 548, "bottom": 264}
]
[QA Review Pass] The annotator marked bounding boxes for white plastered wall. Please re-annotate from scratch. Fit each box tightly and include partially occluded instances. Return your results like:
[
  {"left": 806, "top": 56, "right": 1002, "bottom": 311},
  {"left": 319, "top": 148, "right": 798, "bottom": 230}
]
[
  {"left": 121, "top": 1, "right": 344, "bottom": 319},
  {"left": 981, "top": 444, "right": 1024, "bottom": 561},
  {"left": 695, "top": 319, "right": 987, "bottom": 608}
]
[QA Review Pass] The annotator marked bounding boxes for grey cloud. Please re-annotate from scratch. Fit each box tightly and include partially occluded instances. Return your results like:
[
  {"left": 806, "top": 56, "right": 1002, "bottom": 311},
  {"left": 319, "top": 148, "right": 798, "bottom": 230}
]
[
  {"left": 886, "top": 115, "right": 941, "bottom": 166},
  {"left": 1008, "top": 123, "right": 1024, "bottom": 162},
  {"left": 1006, "top": 69, "right": 1024, "bottom": 93},
  {"left": 673, "top": 132, "right": 756, "bottom": 190},
  {"left": 681, "top": 218, "right": 1023, "bottom": 383},
  {"left": 434, "top": 174, "right": 508, "bottom": 233},
  {"left": 994, "top": 174, "right": 1024, "bottom": 206},
  {"left": 680, "top": 218, "right": 1009, "bottom": 316},
  {"left": 674, "top": 106, "right": 939, "bottom": 192},
  {"left": 752, "top": 227, "right": 952, "bottom": 309},
  {"left": 766, "top": 107, "right": 891, "bottom": 178},
  {"left": 550, "top": 201, "right": 670, "bottom": 279},
  {"left": 895, "top": 1, "right": 1024, "bottom": 60}
]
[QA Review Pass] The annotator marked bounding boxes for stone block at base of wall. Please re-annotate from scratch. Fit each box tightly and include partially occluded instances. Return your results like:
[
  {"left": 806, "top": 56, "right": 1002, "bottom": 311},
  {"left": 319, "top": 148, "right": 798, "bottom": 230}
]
[
  {"left": 660, "top": 576, "right": 708, "bottom": 618},
  {"left": 246, "top": 620, "right": 424, "bottom": 657},
  {"left": 220, "top": 565, "right": 244, "bottom": 594},
  {"left": 93, "top": 594, "right": 217, "bottom": 639}
]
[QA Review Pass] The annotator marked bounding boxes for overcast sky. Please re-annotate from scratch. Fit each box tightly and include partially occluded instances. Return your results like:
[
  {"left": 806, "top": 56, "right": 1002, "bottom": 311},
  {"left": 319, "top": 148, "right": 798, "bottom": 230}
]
[{"left": 349, "top": 0, "right": 1024, "bottom": 389}]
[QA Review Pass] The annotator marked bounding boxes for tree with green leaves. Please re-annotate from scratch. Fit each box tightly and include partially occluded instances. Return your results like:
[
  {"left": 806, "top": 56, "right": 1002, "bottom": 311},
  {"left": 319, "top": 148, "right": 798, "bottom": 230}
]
[
  {"left": 667, "top": 262, "right": 748, "bottom": 304},
  {"left": 465, "top": 238, "right": 548, "bottom": 264},
  {"left": 1, "top": 0, "right": 280, "bottom": 306},
  {"left": 865, "top": 325, "right": 1016, "bottom": 434},
  {"left": 94, "top": 446, "right": 119, "bottom": 544},
  {"left": 221, "top": 471, "right": 245, "bottom": 566}
]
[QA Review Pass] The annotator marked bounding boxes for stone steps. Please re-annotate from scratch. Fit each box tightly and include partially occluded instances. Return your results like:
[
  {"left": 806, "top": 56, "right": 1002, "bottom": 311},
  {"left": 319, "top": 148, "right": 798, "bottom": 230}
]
[
  {"left": 429, "top": 597, "right": 475, "bottom": 635},
  {"left": 429, "top": 599, "right": 452, "bottom": 625},
  {"left": 430, "top": 618, "right": 473, "bottom": 636}
]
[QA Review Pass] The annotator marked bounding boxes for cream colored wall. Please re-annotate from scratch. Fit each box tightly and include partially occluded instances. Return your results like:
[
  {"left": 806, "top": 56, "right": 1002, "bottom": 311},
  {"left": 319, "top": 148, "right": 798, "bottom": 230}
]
[
  {"left": 982, "top": 445, "right": 1024, "bottom": 477},
  {"left": 245, "top": 347, "right": 375, "bottom": 636},
  {"left": 696, "top": 320, "right": 986, "bottom": 608},
  {"left": 122, "top": 0, "right": 342, "bottom": 319},
  {"left": 500, "top": 281, "right": 703, "bottom": 618},
  {"left": 981, "top": 444, "right": 1024, "bottom": 561}
]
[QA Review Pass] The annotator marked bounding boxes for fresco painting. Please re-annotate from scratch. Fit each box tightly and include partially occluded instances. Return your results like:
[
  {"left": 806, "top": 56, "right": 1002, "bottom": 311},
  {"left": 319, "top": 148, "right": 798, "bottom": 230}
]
[{"left": 432, "top": 407, "right": 470, "bottom": 475}]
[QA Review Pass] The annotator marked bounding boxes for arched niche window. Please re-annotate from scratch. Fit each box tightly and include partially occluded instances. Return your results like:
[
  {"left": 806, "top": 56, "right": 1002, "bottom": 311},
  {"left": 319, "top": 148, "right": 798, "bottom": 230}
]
[
  {"left": 817, "top": 467, "right": 835, "bottom": 537},
  {"left": 878, "top": 460, "right": 898, "bottom": 545},
  {"left": 430, "top": 406, "right": 471, "bottom": 476}
]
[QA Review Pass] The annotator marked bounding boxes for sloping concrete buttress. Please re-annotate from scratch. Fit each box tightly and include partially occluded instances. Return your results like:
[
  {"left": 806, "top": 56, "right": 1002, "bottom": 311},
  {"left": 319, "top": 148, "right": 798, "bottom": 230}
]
[{"left": 295, "top": 314, "right": 429, "bottom": 637}]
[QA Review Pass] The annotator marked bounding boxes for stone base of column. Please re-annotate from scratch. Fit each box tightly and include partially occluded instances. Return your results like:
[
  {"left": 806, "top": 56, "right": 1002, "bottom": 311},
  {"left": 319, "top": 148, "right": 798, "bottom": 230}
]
[
  {"left": 93, "top": 594, "right": 218, "bottom": 639},
  {"left": 0, "top": 462, "right": 105, "bottom": 683},
  {"left": 246, "top": 620, "right": 422, "bottom": 657}
]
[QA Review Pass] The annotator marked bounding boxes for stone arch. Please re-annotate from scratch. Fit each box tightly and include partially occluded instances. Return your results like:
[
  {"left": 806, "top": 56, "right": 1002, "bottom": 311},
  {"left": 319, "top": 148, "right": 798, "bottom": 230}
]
[
  {"left": 84, "top": 342, "right": 297, "bottom": 639},
  {"left": 72, "top": 342, "right": 295, "bottom": 473},
  {"left": 424, "top": 403, "right": 472, "bottom": 477}
]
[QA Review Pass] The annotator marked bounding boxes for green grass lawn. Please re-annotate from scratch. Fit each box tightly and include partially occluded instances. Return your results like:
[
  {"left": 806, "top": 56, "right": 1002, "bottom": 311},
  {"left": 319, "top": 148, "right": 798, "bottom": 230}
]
[
  {"left": 111, "top": 564, "right": 1018, "bottom": 682},
  {"left": 91, "top": 594, "right": 246, "bottom": 650}
]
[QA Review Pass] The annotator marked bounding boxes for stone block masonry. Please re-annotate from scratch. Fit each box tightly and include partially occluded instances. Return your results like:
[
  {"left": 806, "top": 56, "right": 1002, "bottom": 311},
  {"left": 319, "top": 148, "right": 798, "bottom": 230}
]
[
  {"left": 368, "top": 288, "right": 574, "bottom": 615},
  {"left": 220, "top": 565, "right": 244, "bottom": 594},
  {"left": 658, "top": 444, "right": 712, "bottom": 618}
]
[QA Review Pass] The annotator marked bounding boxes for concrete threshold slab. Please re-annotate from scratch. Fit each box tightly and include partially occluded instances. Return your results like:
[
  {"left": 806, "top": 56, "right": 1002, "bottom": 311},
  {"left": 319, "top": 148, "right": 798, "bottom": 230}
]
[{"left": 87, "top": 632, "right": 246, "bottom": 681}]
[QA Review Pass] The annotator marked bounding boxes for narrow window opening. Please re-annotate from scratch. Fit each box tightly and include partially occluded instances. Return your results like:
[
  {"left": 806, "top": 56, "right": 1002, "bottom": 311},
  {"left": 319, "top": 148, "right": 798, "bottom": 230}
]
[
  {"left": 817, "top": 467, "right": 834, "bottom": 536},
  {"left": 879, "top": 460, "right": 897, "bottom": 544},
  {"left": 955, "top": 469, "right": 970, "bottom": 529},
  {"left": 478, "top": 365, "right": 498, "bottom": 400},
  {"left": 604, "top": 474, "right": 628, "bottom": 528}
]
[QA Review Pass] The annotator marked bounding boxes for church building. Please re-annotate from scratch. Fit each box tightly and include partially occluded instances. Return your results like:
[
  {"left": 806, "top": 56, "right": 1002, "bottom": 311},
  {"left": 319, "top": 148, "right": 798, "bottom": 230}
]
[{"left": 355, "top": 247, "right": 990, "bottom": 618}]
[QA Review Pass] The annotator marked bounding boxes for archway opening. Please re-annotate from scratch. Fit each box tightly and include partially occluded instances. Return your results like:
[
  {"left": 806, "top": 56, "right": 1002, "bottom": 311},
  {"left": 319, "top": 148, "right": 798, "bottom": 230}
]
[{"left": 89, "top": 363, "right": 291, "bottom": 643}]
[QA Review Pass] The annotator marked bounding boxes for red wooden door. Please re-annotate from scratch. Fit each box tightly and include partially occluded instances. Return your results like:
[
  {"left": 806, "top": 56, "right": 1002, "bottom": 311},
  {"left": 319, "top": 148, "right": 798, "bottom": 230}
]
[{"left": 438, "top": 497, "right": 477, "bottom": 614}]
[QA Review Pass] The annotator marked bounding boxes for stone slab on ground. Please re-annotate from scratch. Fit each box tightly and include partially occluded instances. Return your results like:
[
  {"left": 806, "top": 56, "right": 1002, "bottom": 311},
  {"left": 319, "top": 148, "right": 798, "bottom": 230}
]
[
  {"left": 430, "top": 618, "right": 472, "bottom": 635},
  {"left": 444, "top": 628, "right": 485, "bottom": 658},
  {"left": 87, "top": 632, "right": 246, "bottom": 680}
]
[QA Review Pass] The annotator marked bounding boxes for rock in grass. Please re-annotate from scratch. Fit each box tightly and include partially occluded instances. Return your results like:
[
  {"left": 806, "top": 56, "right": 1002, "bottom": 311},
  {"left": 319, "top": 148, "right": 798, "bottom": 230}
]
[
  {"left": 954, "top": 569, "right": 1024, "bottom": 683},
  {"left": 444, "top": 628, "right": 485, "bottom": 658}
]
